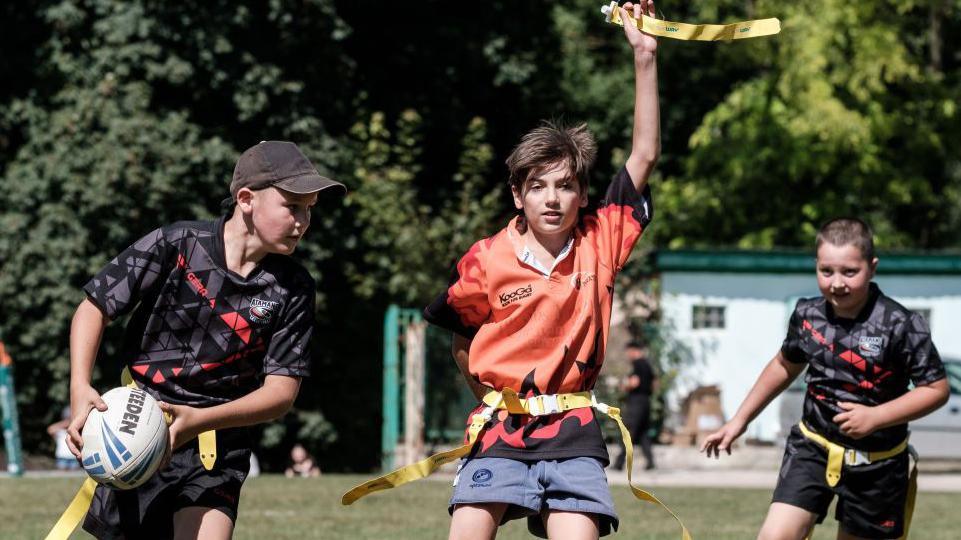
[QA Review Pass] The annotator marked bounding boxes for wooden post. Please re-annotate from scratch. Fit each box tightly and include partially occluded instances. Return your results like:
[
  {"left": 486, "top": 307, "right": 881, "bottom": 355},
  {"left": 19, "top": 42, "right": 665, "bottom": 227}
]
[{"left": 403, "top": 320, "right": 426, "bottom": 465}]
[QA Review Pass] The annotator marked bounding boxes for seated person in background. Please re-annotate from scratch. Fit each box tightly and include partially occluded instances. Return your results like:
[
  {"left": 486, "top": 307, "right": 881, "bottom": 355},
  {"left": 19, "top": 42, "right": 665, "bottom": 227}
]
[
  {"left": 285, "top": 443, "right": 321, "bottom": 478},
  {"left": 47, "top": 406, "right": 80, "bottom": 471}
]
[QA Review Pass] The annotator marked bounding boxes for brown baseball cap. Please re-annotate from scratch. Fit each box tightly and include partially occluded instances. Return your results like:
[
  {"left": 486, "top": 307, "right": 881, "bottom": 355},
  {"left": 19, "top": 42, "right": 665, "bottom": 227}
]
[{"left": 228, "top": 141, "right": 345, "bottom": 201}]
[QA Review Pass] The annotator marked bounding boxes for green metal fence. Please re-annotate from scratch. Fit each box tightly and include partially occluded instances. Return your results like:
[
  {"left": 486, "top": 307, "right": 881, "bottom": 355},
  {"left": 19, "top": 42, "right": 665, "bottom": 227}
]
[{"left": 381, "top": 306, "right": 475, "bottom": 471}]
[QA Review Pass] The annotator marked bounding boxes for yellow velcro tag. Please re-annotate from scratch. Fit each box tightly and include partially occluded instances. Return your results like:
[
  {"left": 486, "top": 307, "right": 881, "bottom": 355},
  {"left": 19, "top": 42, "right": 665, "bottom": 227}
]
[
  {"left": 899, "top": 447, "right": 918, "bottom": 540},
  {"left": 121, "top": 366, "right": 136, "bottom": 388},
  {"left": 342, "top": 411, "right": 491, "bottom": 505},
  {"left": 198, "top": 430, "right": 217, "bottom": 471},
  {"left": 604, "top": 406, "right": 693, "bottom": 540},
  {"left": 342, "top": 442, "right": 475, "bottom": 505},
  {"left": 825, "top": 444, "right": 843, "bottom": 487},
  {"left": 45, "top": 477, "right": 97, "bottom": 540},
  {"left": 602, "top": 1, "right": 780, "bottom": 41},
  {"left": 498, "top": 388, "right": 528, "bottom": 415}
]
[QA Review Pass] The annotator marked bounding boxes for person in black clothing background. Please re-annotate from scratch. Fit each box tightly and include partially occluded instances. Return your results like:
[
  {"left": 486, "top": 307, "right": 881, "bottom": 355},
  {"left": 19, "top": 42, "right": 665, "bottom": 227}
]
[{"left": 612, "top": 341, "right": 658, "bottom": 471}]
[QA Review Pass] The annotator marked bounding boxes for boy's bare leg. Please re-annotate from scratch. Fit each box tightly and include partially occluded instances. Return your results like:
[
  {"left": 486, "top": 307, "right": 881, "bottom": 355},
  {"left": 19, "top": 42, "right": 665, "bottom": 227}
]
[
  {"left": 543, "top": 510, "right": 599, "bottom": 540},
  {"left": 449, "top": 503, "right": 508, "bottom": 540},
  {"left": 757, "top": 502, "right": 818, "bottom": 540},
  {"left": 173, "top": 507, "right": 234, "bottom": 540}
]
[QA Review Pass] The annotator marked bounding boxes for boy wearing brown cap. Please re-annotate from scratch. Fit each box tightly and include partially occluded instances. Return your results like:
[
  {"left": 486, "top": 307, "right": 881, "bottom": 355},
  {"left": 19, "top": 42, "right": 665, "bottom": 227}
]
[{"left": 65, "top": 141, "right": 343, "bottom": 539}]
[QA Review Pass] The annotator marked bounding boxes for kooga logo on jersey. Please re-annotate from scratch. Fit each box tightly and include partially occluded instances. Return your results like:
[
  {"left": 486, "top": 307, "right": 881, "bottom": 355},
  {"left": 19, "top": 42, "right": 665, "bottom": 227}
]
[{"left": 499, "top": 285, "right": 533, "bottom": 307}]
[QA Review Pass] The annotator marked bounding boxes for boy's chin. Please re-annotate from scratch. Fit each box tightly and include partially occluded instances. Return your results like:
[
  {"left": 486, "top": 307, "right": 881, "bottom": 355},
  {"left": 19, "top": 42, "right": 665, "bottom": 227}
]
[
  {"left": 270, "top": 241, "right": 299, "bottom": 254},
  {"left": 528, "top": 219, "right": 576, "bottom": 236}
]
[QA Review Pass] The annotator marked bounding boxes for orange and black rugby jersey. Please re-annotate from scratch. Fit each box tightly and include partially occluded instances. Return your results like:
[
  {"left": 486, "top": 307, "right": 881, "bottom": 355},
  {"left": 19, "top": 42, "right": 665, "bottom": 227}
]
[
  {"left": 83, "top": 217, "right": 315, "bottom": 407},
  {"left": 424, "top": 167, "right": 652, "bottom": 461},
  {"left": 782, "top": 283, "right": 945, "bottom": 452}
]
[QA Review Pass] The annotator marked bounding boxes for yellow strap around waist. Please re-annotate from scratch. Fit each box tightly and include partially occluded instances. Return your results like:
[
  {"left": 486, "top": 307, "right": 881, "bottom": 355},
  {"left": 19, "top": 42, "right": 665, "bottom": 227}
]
[
  {"left": 798, "top": 422, "right": 907, "bottom": 488},
  {"left": 343, "top": 389, "right": 692, "bottom": 540},
  {"left": 46, "top": 368, "right": 217, "bottom": 539},
  {"left": 600, "top": 1, "right": 780, "bottom": 41}
]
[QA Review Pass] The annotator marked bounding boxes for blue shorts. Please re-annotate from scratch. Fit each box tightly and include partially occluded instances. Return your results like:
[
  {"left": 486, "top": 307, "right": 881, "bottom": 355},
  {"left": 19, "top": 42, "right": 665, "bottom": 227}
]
[{"left": 449, "top": 457, "right": 618, "bottom": 538}]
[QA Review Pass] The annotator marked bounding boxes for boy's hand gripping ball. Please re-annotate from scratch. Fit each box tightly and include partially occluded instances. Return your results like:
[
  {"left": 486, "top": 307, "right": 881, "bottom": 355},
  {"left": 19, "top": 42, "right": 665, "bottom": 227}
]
[{"left": 79, "top": 387, "right": 169, "bottom": 490}]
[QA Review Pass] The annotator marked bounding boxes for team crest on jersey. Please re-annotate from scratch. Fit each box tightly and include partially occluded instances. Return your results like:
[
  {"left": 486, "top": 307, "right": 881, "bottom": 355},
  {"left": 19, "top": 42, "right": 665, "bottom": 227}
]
[
  {"left": 858, "top": 336, "right": 883, "bottom": 357},
  {"left": 249, "top": 298, "right": 280, "bottom": 323}
]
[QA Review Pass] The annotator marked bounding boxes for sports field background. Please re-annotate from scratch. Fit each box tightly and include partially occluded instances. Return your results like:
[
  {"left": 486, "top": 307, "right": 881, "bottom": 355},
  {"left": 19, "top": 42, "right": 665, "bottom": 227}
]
[{"left": 4, "top": 475, "right": 959, "bottom": 539}]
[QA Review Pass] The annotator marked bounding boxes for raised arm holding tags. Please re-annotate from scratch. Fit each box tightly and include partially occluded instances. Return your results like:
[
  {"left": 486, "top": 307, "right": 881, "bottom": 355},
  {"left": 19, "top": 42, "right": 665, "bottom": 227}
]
[{"left": 620, "top": 1, "right": 660, "bottom": 191}]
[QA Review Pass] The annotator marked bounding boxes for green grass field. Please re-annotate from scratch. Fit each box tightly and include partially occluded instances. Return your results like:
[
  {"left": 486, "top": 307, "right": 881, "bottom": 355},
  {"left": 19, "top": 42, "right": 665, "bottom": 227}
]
[{"left": 4, "top": 474, "right": 959, "bottom": 539}]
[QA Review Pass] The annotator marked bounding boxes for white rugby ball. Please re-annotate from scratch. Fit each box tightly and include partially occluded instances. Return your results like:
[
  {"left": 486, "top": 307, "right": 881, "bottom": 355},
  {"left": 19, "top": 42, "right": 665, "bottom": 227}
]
[{"left": 80, "top": 387, "right": 169, "bottom": 490}]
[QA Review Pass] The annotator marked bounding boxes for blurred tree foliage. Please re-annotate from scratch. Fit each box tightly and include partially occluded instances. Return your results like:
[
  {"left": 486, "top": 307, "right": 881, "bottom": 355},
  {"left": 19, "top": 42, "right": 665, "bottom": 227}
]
[{"left": 1, "top": 0, "right": 958, "bottom": 471}]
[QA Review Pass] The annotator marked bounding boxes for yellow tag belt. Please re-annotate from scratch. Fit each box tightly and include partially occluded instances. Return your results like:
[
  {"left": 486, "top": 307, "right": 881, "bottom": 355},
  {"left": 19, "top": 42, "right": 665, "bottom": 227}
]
[
  {"left": 343, "top": 388, "right": 692, "bottom": 540},
  {"left": 45, "top": 368, "right": 217, "bottom": 540},
  {"left": 600, "top": 1, "right": 780, "bottom": 41}
]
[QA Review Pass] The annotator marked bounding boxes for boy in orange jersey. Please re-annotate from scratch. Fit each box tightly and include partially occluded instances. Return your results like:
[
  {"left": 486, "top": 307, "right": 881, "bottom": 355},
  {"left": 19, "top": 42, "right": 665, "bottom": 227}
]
[{"left": 423, "top": 2, "right": 660, "bottom": 538}]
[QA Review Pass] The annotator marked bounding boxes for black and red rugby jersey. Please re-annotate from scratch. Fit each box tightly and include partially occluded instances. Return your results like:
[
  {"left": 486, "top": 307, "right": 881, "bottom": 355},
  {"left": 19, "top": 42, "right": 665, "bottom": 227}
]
[
  {"left": 424, "top": 167, "right": 652, "bottom": 462},
  {"left": 781, "top": 283, "right": 945, "bottom": 451},
  {"left": 84, "top": 217, "right": 314, "bottom": 407}
]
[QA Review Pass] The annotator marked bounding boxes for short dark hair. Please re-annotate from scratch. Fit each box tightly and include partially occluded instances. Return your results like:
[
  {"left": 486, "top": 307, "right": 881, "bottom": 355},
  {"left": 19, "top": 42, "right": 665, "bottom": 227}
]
[
  {"left": 506, "top": 121, "right": 597, "bottom": 192},
  {"left": 816, "top": 218, "right": 875, "bottom": 260}
]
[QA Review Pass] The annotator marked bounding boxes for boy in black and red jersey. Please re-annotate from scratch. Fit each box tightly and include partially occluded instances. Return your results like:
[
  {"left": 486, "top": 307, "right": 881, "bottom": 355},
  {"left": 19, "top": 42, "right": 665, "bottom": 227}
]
[
  {"left": 66, "top": 141, "right": 344, "bottom": 539},
  {"left": 702, "top": 218, "right": 949, "bottom": 539},
  {"left": 422, "top": 2, "right": 660, "bottom": 538}
]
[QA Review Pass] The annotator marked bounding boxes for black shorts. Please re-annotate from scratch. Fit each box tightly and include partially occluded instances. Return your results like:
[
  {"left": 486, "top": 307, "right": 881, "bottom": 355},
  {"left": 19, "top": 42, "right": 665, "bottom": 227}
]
[
  {"left": 82, "top": 428, "right": 252, "bottom": 540},
  {"left": 772, "top": 425, "right": 910, "bottom": 539}
]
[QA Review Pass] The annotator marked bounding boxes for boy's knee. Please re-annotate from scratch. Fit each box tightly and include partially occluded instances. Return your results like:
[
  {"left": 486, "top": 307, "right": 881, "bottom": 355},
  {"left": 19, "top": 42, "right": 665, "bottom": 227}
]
[{"left": 757, "top": 522, "right": 811, "bottom": 540}]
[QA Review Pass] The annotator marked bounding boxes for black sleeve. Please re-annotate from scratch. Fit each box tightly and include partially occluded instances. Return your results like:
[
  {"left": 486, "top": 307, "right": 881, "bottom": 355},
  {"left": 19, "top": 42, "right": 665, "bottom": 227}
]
[
  {"left": 902, "top": 312, "right": 946, "bottom": 387},
  {"left": 83, "top": 228, "right": 171, "bottom": 320},
  {"left": 263, "top": 275, "right": 315, "bottom": 378},
  {"left": 780, "top": 300, "right": 807, "bottom": 364},
  {"left": 422, "top": 241, "right": 491, "bottom": 339}
]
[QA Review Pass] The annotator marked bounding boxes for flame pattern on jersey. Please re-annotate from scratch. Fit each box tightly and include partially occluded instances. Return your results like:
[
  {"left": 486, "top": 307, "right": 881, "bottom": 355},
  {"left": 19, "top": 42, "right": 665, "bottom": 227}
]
[{"left": 426, "top": 167, "right": 652, "bottom": 462}]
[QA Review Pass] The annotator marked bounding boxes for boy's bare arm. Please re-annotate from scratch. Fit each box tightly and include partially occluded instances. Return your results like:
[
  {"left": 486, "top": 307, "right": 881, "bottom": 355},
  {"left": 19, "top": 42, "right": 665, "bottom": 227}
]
[
  {"left": 701, "top": 351, "right": 805, "bottom": 457},
  {"left": 66, "top": 298, "right": 111, "bottom": 457},
  {"left": 833, "top": 377, "right": 950, "bottom": 440},
  {"left": 621, "top": 1, "right": 660, "bottom": 191},
  {"left": 160, "top": 374, "right": 301, "bottom": 450},
  {"left": 452, "top": 333, "right": 489, "bottom": 400}
]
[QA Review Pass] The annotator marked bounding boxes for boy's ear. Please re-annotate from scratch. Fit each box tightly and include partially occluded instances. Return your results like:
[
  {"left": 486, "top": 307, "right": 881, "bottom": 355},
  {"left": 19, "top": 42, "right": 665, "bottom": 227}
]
[
  {"left": 869, "top": 256, "right": 879, "bottom": 275},
  {"left": 235, "top": 187, "right": 255, "bottom": 213},
  {"left": 511, "top": 183, "right": 524, "bottom": 210}
]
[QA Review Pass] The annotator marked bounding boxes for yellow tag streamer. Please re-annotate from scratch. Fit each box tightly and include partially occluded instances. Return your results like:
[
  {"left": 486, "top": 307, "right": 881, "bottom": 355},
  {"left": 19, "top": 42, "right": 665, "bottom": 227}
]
[{"left": 601, "top": 1, "right": 780, "bottom": 41}]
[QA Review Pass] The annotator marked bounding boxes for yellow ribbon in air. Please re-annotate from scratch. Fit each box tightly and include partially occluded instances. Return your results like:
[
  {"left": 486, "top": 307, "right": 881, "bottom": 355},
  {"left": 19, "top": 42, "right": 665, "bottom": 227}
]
[{"left": 601, "top": 1, "right": 780, "bottom": 41}]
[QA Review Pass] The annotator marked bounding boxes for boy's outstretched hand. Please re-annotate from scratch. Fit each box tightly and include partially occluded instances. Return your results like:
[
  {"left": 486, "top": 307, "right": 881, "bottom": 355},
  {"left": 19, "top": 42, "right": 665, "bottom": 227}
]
[
  {"left": 700, "top": 419, "right": 747, "bottom": 458},
  {"left": 620, "top": 1, "right": 658, "bottom": 54}
]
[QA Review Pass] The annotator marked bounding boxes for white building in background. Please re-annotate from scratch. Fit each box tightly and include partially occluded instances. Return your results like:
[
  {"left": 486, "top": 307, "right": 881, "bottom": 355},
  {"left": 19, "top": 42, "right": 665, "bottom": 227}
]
[{"left": 651, "top": 250, "right": 961, "bottom": 442}]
